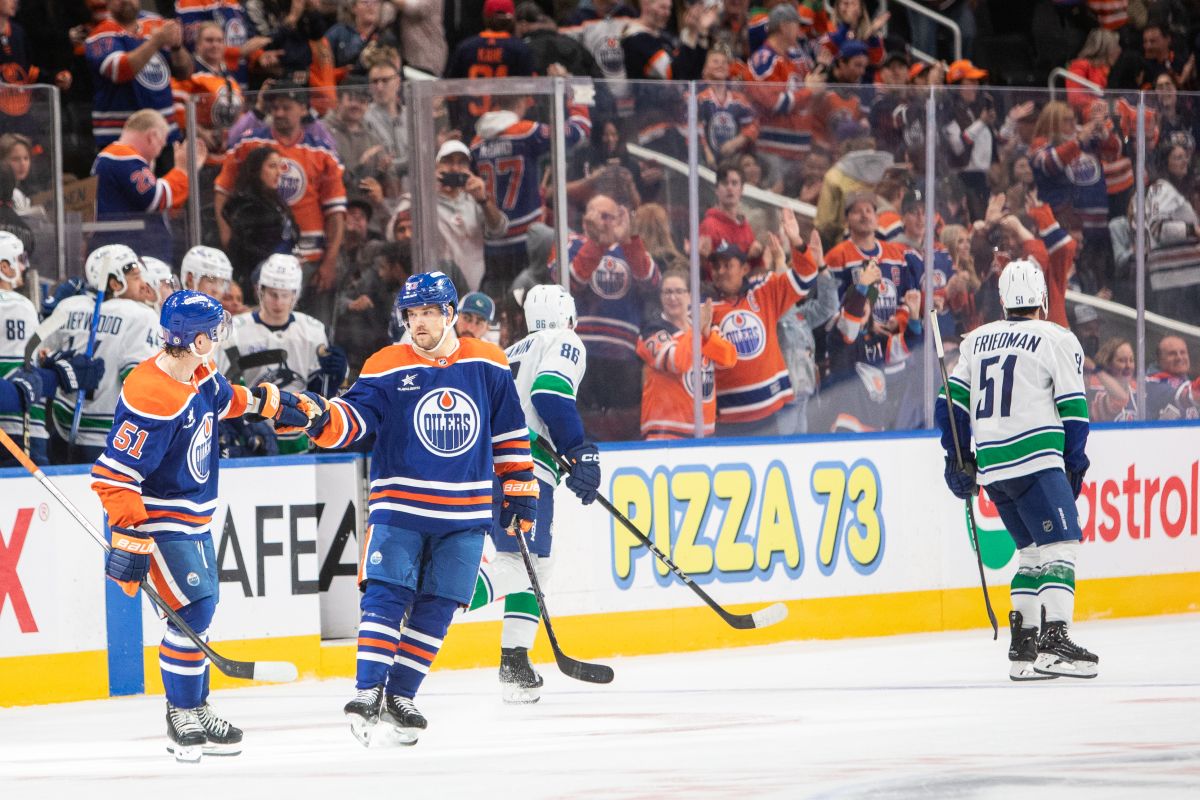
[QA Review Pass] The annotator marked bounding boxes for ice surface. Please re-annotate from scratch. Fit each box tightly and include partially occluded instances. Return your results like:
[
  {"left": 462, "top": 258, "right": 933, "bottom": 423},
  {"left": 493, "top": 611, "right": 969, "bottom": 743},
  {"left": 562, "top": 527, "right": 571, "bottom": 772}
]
[{"left": 2, "top": 614, "right": 1199, "bottom": 799}]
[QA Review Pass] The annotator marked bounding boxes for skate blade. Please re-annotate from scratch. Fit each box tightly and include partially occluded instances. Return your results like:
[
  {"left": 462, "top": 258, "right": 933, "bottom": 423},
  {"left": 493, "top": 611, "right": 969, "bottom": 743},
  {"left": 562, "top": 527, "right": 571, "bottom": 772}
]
[
  {"left": 166, "top": 743, "right": 203, "bottom": 763},
  {"left": 1009, "top": 661, "right": 1058, "bottom": 681},
  {"left": 1033, "top": 654, "right": 1098, "bottom": 679},
  {"left": 201, "top": 742, "right": 243, "bottom": 757},
  {"left": 346, "top": 713, "right": 377, "bottom": 748},
  {"left": 501, "top": 683, "right": 542, "bottom": 704},
  {"left": 369, "top": 723, "right": 419, "bottom": 748}
]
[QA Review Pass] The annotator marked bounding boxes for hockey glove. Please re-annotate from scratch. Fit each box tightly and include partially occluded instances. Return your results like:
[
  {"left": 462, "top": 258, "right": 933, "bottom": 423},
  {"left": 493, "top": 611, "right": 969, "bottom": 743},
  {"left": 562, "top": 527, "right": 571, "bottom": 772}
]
[
  {"left": 563, "top": 442, "right": 601, "bottom": 505},
  {"left": 1066, "top": 455, "right": 1089, "bottom": 500},
  {"left": 47, "top": 350, "right": 106, "bottom": 395},
  {"left": 943, "top": 454, "right": 978, "bottom": 500},
  {"left": 106, "top": 526, "right": 155, "bottom": 598},
  {"left": 41, "top": 277, "right": 86, "bottom": 317},
  {"left": 271, "top": 389, "right": 312, "bottom": 430},
  {"left": 6, "top": 368, "right": 44, "bottom": 411},
  {"left": 308, "top": 345, "right": 348, "bottom": 394},
  {"left": 293, "top": 391, "right": 331, "bottom": 437},
  {"left": 499, "top": 471, "right": 539, "bottom": 535}
]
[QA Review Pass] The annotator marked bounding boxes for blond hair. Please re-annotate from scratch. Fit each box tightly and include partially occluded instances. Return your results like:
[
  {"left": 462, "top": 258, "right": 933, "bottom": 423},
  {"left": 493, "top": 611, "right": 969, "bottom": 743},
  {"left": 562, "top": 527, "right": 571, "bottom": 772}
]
[
  {"left": 124, "top": 109, "right": 169, "bottom": 134},
  {"left": 1033, "top": 101, "right": 1078, "bottom": 144}
]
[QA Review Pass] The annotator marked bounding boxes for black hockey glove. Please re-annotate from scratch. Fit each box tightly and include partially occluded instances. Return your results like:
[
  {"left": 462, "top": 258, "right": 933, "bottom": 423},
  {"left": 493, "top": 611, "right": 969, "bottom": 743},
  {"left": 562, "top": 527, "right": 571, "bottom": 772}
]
[
  {"left": 310, "top": 345, "right": 348, "bottom": 394},
  {"left": 943, "top": 454, "right": 978, "bottom": 500},
  {"left": 500, "top": 471, "right": 539, "bottom": 534},
  {"left": 296, "top": 391, "right": 331, "bottom": 438},
  {"left": 563, "top": 442, "right": 600, "bottom": 505},
  {"left": 46, "top": 350, "right": 106, "bottom": 396}
]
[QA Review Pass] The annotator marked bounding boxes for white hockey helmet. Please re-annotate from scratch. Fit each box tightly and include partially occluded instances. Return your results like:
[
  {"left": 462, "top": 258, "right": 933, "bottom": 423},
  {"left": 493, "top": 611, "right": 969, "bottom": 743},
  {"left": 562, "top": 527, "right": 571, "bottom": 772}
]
[
  {"left": 140, "top": 256, "right": 179, "bottom": 293},
  {"left": 256, "top": 253, "right": 304, "bottom": 298},
  {"left": 998, "top": 258, "right": 1048, "bottom": 315},
  {"left": 181, "top": 245, "right": 233, "bottom": 292},
  {"left": 84, "top": 244, "right": 141, "bottom": 294},
  {"left": 0, "top": 231, "right": 25, "bottom": 280},
  {"left": 523, "top": 283, "right": 577, "bottom": 331}
]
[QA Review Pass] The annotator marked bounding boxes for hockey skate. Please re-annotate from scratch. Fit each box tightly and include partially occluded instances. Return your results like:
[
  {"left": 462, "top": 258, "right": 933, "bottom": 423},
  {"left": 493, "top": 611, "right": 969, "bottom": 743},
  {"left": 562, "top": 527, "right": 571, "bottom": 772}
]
[
  {"left": 196, "top": 703, "right": 243, "bottom": 756},
  {"left": 1008, "top": 611, "right": 1056, "bottom": 681},
  {"left": 343, "top": 686, "right": 383, "bottom": 747},
  {"left": 1034, "top": 620, "right": 1099, "bottom": 679},
  {"left": 165, "top": 703, "right": 206, "bottom": 763},
  {"left": 499, "top": 646, "right": 543, "bottom": 704},
  {"left": 374, "top": 692, "right": 426, "bottom": 747}
]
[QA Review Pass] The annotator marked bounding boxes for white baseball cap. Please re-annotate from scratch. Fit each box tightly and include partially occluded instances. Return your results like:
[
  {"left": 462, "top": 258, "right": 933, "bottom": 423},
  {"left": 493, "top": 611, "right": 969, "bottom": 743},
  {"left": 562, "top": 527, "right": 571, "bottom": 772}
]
[{"left": 436, "top": 139, "right": 471, "bottom": 162}]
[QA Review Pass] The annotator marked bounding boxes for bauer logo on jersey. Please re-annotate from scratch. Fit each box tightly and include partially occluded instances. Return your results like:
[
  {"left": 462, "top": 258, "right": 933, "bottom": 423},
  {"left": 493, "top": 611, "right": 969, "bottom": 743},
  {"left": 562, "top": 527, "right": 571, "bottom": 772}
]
[
  {"left": 136, "top": 52, "right": 171, "bottom": 92},
  {"left": 276, "top": 158, "right": 308, "bottom": 206},
  {"left": 590, "top": 255, "right": 632, "bottom": 300},
  {"left": 413, "top": 388, "right": 481, "bottom": 457},
  {"left": 719, "top": 311, "right": 767, "bottom": 360},
  {"left": 186, "top": 412, "right": 215, "bottom": 483}
]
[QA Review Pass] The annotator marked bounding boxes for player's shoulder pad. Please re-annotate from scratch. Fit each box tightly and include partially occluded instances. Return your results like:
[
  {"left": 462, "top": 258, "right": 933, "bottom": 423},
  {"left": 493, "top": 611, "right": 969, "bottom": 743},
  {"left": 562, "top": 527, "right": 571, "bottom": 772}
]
[
  {"left": 0, "top": 290, "right": 36, "bottom": 313},
  {"left": 359, "top": 343, "right": 424, "bottom": 378},
  {"left": 119, "top": 357, "right": 194, "bottom": 420},
  {"left": 459, "top": 336, "right": 510, "bottom": 367},
  {"left": 232, "top": 310, "right": 254, "bottom": 329},
  {"left": 106, "top": 297, "right": 159, "bottom": 323},
  {"left": 553, "top": 327, "right": 587, "bottom": 354},
  {"left": 294, "top": 312, "right": 329, "bottom": 340}
]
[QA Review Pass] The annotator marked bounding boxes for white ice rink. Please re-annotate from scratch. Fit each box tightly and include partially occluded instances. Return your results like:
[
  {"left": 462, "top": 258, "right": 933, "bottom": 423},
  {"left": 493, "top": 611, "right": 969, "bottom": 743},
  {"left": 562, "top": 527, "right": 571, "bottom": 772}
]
[{"left": 2, "top": 614, "right": 1198, "bottom": 800}]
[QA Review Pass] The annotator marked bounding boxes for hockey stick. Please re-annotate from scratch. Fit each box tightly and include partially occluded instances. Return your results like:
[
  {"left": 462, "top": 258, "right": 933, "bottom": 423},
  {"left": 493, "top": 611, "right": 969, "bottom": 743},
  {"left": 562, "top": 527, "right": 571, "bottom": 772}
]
[
  {"left": 0, "top": 426, "right": 300, "bottom": 682},
  {"left": 929, "top": 312, "right": 998, "bottom": 640},
  {"left": 535, "top": 435, "right": 788, "bottom": 631},
  {"left": 509, "top": 521, "right": 613, "bottom": 684},
  {"left": 67, "top": 289, "right": 104, "bottom": 459}
]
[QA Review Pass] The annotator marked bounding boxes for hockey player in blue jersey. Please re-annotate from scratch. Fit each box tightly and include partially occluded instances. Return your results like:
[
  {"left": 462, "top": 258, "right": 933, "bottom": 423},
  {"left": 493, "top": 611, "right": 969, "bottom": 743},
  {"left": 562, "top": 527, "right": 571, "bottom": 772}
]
[
  {"left": 300, "top": 271, "right": 538, "bottom": 747},
  {"left": 89, "top": 290, "right": 311, "bottom": 762},
  {"left": 936, "top": 259, "right": 1097, "bottom": 681}
]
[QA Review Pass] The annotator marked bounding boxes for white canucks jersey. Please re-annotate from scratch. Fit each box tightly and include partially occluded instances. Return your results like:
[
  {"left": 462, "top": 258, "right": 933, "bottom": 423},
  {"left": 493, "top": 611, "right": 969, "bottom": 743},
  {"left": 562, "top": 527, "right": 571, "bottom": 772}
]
[
  {"left": 945, "top": 319, "right": 1088, "bottom": 485},
  {"left": 0, "top": 290, "right": 45, "bottom": 444},
  {"left": 228, "top": 311, "right": 327, "bottom": 393},
  {"left": 505, "top": 328, "right": 587, "bottom": 484},
  {"left": 227, "top": 311, "right": 328, "bottom": 454},
  {"left": 35, "top": 295, "right": 160, "bottom": 449}
]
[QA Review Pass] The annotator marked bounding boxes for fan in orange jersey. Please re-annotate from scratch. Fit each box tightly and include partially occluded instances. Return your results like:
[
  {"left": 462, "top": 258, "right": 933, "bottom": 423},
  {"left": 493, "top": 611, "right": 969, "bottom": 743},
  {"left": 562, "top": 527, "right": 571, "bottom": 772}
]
[
  {"left": 712, "top": 207, "right": 820, "bottom": 437},
  {"left": 637, "top": 268, "right": 736, "bottom": 439}
]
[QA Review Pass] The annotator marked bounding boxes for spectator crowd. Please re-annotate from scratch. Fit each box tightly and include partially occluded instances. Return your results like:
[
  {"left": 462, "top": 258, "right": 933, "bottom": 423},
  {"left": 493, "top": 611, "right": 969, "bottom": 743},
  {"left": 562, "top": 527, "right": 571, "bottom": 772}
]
[{"left": 2, "top": 0, "right": 1200, "bottom": 465}]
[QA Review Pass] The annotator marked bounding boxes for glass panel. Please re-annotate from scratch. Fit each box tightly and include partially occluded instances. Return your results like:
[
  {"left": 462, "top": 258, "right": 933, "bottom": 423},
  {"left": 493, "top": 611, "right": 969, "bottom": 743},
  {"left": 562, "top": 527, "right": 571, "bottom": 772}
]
[{"left": 2, "top": 85, "right": 63, "bottom": 297}]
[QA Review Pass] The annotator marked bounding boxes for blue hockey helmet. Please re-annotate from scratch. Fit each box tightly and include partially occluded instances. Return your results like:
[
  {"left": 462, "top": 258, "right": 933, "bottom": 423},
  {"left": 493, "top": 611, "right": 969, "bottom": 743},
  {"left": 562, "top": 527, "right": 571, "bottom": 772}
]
[
  {"left": 160, "top": 290, "right": 231, "bottom": 352},
  {"left": 393, "top": 271, "right": 458, "bottom": 329}
]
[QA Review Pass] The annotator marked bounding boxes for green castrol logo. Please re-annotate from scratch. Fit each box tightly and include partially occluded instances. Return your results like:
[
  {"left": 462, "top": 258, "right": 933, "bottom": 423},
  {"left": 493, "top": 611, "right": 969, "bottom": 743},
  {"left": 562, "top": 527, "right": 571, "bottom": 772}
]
[{"left": 968, "top": 489, "right": 1016, "bottom": 569}]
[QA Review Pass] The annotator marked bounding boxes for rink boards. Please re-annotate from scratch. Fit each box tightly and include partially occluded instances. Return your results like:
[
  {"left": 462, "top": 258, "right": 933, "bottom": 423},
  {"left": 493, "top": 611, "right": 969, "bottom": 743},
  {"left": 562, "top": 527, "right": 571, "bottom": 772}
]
[{"left": 2, "top": 423, "right": 1198, "bottom": 706}]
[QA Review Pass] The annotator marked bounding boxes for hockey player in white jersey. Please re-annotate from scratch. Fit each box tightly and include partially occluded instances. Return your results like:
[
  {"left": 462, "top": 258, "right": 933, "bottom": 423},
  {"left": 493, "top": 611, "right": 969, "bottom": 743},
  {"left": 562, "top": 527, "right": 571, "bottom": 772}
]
[
  {"left": 140, "top": 256, "right": 180, "bottom": 308},
  {"left": 935, "top": 259, "right": 1096, "bottom": 681},
  {"left": 181, "top": 246, "right": 233, "bottom": 301},
  {"left": 30, "top": 245, "right": 158, "bottom": 462},
  {"left": 226, "top": 254, "right": 347, "bottom": 454},
  {"left": 467, "top": 284, "right": 602, "bottom": 703}
]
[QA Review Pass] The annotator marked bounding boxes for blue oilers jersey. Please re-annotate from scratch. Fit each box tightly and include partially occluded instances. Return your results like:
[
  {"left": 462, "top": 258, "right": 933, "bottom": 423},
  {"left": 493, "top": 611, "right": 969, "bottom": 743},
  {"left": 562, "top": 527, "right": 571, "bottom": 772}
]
[
  {"left": 471, "top": 104, "right": 590, "bottom": 251},
  {"left": 91, "top": 356, "right": 253, "bottom": 537},
  {"left": 85, "top": 15, "right": 180, "bottom": 147},
  {"left": 310, "top": 338, "right": 534, "bottom": 535},
  {"left": 557, "top": 232, "right": 660, "bottom": 360}
]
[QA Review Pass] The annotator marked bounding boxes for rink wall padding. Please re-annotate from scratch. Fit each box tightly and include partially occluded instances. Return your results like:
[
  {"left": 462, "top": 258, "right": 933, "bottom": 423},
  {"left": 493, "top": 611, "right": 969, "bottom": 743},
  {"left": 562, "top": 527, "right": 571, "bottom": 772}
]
[{"left": 2, "top": 424, "right": 1199, "bottom": 706}]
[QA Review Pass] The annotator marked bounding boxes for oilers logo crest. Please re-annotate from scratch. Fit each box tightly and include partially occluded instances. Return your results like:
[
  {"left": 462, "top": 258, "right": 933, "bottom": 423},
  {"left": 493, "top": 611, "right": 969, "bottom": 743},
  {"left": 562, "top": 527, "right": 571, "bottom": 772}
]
[
  {"left": 136, "top": 52, "right": 171, "bottom": 92},
  {"left": 708, "top": 111, "right": 738, "bottom": 148},
  {"left": 186, "top": 412, "right": 215, "bottom": 483},
  {"left": 276, "top": 158, "right": 308, "bottom": 206},
  {"left": 872, "top": 278, "right": 899, "bottom": 323},
  {"left": 1065, "top": 152, "right": 1103, "bottom": 187},
  {"left": 590, "top": 255, "right": 632, "bottom": 300},
  {"left": 414, "top": 388, "right": 480, "bottom": 457},
  {"left": 224, "top": 17, "right": 247, "bottom": 48},
  {"left": 719, "top": 311, "right": 767, "bottom": 360},
  {"left": 597, "top": 37, "right": 624, "bottom": 75},
  {"left": 682, "top": 360, "right": 717, "bottom": 401}
]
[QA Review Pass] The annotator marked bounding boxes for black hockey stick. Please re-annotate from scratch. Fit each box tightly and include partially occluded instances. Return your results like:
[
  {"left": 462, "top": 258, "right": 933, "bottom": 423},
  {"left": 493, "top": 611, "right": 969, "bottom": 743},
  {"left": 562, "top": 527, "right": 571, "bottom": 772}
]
[
  {"left": 929, "top": 313, "right": 998, "bottom": 640},
  {"left": 510, "top": 522, "right": 614, "bottom": 684},
  {"left": 0, "top": 427, "right": 299, "bottom": 682},
  {"left": 535, "top": 435, "right": 788, "bottom": 631}
]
